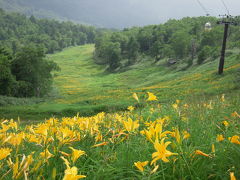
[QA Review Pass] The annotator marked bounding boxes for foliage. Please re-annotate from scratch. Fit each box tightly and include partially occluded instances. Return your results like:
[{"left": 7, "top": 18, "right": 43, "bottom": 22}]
[
  {"left": 12, "top": 45, "right": 60, "bottom": 97},
  {"left": 0, "top": 48, "right": 16, "bottom": 96},
  {"left": 0, "top": 45, "right": 59, "bottom": 97},
  {"left": 94, "top": 17, "right": 240, "bottom": 71},
  {"left": 197, "top": 45, "right": 211, "bottom": 64},
  {"left": 0, "top": 8, "right": 97, "bottom": 54}
]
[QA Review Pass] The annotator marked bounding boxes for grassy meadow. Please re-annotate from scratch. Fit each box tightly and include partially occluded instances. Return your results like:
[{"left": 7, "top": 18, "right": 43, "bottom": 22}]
[
  {"left": 0, "top": 44, "right": 239, "bottom": 179},
  {"left": 0, "top": 44, "right": 239, "bottom": 121}
]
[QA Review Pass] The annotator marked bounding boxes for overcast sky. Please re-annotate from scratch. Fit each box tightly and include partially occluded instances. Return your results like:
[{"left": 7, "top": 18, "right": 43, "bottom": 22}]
[
  {"left": 79, "top": 0, "right": 240, "bottom": 28},
  {"left": 123, "top": 0, "right": 240, "bottom": 25}
]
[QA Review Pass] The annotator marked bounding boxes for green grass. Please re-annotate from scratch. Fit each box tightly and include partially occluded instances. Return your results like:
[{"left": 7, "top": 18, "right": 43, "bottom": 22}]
[{"left": 0, "top": 44, "right": 239, "bottom": 121}]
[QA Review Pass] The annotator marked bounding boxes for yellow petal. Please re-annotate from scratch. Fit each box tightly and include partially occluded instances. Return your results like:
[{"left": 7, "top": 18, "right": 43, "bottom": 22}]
[
  {"left": 134, "top": 161, "right": 148, "bottom": 172},
  {"left": 230, "top": 172, "right": 236, "bottom": 180},
  {"left": 211, "top": 144, "right": 215, "bottom": 154},
  {"left": 147, "top": 92, "right": 157, "bottom": 101},
  {"left": 150, "top": 165, "right": 159, "bottom": 174},
  {"left": 92, "top": 142, "right": 108, "bottom": 147},
  {"left": 229, "top": 135, "right": 240, "bottom": 145},
  {"left": 222, "top": 121, "right": 229, "bottom": 127},
  {"left": 216, "top": 134, "right": 225, "bottom": 142},
  {"left": 195, "top": 150, "right": 211, "bottom": 158},
  {"left": 132, "top": 93, "right": 139, "bottom": 102},
  {"left": 0, "top": 148, "right": 12, "bottom": 161},
  {"left": 69, "top": 147, "right": 85, "bottom": 163}
]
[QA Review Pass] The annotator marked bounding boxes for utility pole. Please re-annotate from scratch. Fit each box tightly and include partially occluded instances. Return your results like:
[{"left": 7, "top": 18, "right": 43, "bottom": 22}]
[{"left": 217, "top": 15, "right": 238, "bottom": 74}]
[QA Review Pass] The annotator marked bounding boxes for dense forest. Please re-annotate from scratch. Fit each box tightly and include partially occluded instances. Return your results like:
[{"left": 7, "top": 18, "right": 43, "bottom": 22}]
[
  {"left": 94, "top": 16, "right": 240, "bottom": 71},
  {"left": 0, "top": 9, "right": 97, "bottom": 97},
  {"left": 0, "top": 8, "right": 96, "bottom": 54}
]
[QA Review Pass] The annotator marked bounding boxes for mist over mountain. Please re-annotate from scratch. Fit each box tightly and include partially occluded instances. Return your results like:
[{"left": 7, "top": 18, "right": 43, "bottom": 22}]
[{"left": 0, "top": 0, "right": 239, "bottom": 28}]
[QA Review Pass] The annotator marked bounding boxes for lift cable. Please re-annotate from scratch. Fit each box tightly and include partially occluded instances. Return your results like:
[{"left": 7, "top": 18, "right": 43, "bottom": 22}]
[
  {"left": 196, "top": 0, "right": 210, "bottom": 16},
  {"left": 220, "top": 0, "right": 230, "bottom": 15}
]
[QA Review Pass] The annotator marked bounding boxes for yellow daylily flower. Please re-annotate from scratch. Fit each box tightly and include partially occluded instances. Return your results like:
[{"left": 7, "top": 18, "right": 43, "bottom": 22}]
[
  {"left": 132, "top": 93, "right": 139, "bottom": 103},
  {"left": 194, "top": 150, "right": 211, "bottom": 158},
  {"left": 61, "top": 156, "right": 70, "bottom": 168},
  {"left": 222, "top": 121, "right": 229, "bottom": 127},
  {"left": 60, "top": 151, "right": 70, "bottom": 157},
  {"left": 123, "top": 118, "right": 139, "bottom": 132},
  {"left": 229, "top": 135, "right": 240, "bottom": 145},
  {"left": 216, "top": 134, "right": 224, "bottom": 142},
  {"left": 9, "top": 119, "right": 18, "bottom": 130},
  {"left": 69, "top": 147, "right": 85, "bottom": 163},
  {"left": 220, "top": 94, "right": 225, "bottom": 102},
  {"left": 150, "top": 165, "right": 159, "bottom": 174},
  {"left": 34, "top": 124, "right": 49, "bottom": 136},
  {"left": 231, "top": 111, "right": 240, "bottom": 118},
  {"left": 230, "top": 172, "right": 236, "bottom": 180},
  {"left": 171, "top": 128, "right": 181, "bottom": 143},
  {"left": 40, "top": 148, "right": 54, "bottom": 161},
  {"left": 7, "top": 133, "right": 25, "bottom": 146},
  {"left": 63, "top": 166, "right": 86, "bottom": 180},
  {"left": 183, "top": 104, "right": 189, "bottom": 108},
  {"left": 8, "top": 153, "right": 34, "bottom": 179},
  {"left": 141, "top": 120, "right": 171, "bottom": 143},
  {"left": 176, "top": 99, "right": 180, "bottom": 104},
  {"left": 203, "top": 101, "right": 213, "bottom": 109},
  {"left": 151, "top": 138, "right": 178, "bottom": 164},
  {"left": 92, "top": 142, "right": 108, "bottom": 148},
  {"left": 26, "top": 134, "right": 42, "bottom": 144},
  {"left": 147, "top": 92, "right": 157, "bottom": 101},
  {"left": 127, "top": 106, "right": 135, "bottom": 112},
  {"left": 0, "top": 121, "right": 10, "bottom": 133},
  {"left": 183, "top": 131, "right": 190, "bottom": 140},
  {"left": 211, "top": 144, "right": 215, "bottom": 154},
  {"left": 95, "top": 132, "right": 103, "bottom": 142},
  {"left": 0, "top": 148, "right": 12, "bottom": 160},
  {"left": 172, "top": 104, "right": 178, "bottom": 110},
  {"left": 134, "top": 161, "right": 148, "bottom": 172}
]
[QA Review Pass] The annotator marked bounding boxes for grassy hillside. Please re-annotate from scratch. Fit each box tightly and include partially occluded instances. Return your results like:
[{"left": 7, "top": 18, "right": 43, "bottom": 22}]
[{"left": 0, "top": 44, "right": 239, "bottom": 121}]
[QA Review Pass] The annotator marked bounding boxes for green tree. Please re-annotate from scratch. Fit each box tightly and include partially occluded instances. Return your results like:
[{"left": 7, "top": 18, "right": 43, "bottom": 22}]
[
  {"left": 137, "top": 28, "right": 153, "bottom": 52},
  {"left": 170, "top": 31, "right": 191, "bottom": 59},
  {"left": 151, "top": 40, "right": 163, "bottom": 62},
  {"left": 11, "top": 45, "right": 59, "bottom": 97},
  {"left": 197, "top": 46, "right": 211, "bottom": 64},
  {"left": 127, "top": 36, "right": 139, "bottom": 64},
  {"left": 106, "top": 42, "right": 121, "bottom": 71},
  {"left": 200, "top": 28, "right": 222, "bottom": 48},
  {"left": 0, "top": 48, "right": 16, "bottom": 96}
]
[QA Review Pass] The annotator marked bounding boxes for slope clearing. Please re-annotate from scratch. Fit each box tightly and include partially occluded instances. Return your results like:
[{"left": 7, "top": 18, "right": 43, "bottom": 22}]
[{"left": 0, "top": 44, "right": 239, "bottom": 121}]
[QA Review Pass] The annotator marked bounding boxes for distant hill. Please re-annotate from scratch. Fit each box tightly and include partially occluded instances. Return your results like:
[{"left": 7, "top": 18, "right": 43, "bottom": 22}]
[
  {"left": 0, "top": 0, "right": 79, "bottom": 23},
  {"left": 0, "top": 0, "right": 163, "bottom": 28}
]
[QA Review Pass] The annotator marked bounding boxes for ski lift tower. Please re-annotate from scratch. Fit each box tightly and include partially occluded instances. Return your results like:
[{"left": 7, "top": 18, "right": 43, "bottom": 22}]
[{"left": 217, "top": 15, "right": 238, "bottom": 74}]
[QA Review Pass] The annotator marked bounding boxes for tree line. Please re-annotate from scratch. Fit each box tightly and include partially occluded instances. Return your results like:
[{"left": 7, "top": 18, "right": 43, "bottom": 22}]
[
  {"left": 0, "top": 8, "right": 96, "bottom": 54},
  {"left": 94, "top": 17, "right": 240, "bottom": 71}
]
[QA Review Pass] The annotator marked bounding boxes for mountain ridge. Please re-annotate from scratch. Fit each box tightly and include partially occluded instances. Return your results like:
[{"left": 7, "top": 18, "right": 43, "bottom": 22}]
[{"left": 0, "top": 0, "right": 163, "bottom": 28}]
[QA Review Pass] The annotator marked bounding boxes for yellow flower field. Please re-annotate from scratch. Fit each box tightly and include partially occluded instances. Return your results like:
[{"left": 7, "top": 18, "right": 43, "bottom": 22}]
[{"left": 0, "top": 92, "right": 239, "bottom": 179}]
